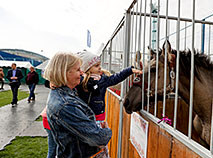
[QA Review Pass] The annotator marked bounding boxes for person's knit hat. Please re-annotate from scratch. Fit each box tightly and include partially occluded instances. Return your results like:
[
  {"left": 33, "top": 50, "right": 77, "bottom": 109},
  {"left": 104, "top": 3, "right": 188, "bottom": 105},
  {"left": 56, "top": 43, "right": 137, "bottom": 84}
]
[{"left": 76, "top": 50, "right": 101, "bottom": 72}]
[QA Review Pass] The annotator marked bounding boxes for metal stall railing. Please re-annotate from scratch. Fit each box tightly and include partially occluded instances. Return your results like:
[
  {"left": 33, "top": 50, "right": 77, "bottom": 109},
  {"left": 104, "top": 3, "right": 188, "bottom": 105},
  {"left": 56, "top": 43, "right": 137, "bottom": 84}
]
[{"left": 102, "top": 0, "right": 213, "bottom": 157}]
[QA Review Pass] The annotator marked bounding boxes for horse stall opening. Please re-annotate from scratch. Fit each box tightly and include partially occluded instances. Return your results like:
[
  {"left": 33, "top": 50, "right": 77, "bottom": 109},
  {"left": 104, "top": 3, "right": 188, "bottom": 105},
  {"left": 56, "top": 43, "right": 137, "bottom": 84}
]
[{"left": 101, "top": 0, "right": 213, "bottom": 158}]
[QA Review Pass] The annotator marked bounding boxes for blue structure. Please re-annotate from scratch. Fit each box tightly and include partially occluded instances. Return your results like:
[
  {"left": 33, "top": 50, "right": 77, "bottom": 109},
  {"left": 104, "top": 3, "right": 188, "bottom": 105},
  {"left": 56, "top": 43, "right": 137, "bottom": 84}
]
[{"left": 0, "top": 49, "right": 49, "bottom": 67}]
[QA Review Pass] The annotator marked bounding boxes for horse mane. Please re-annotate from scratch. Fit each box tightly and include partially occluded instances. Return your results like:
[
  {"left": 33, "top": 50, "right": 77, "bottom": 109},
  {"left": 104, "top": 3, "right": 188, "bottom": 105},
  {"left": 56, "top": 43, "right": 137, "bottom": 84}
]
[{"left": 171, "top": 49, "right": 213, "bottom": 81}]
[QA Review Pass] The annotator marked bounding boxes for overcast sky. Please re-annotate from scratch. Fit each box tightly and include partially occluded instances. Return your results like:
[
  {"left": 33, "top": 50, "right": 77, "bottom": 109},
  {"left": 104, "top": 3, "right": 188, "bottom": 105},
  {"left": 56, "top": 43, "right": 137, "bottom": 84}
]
[
  {"left": 0, "top": 0, "right": 133, "bottom": 58},
  {"left": 0, "top": 0, "right": 212, "bottom": 59}
]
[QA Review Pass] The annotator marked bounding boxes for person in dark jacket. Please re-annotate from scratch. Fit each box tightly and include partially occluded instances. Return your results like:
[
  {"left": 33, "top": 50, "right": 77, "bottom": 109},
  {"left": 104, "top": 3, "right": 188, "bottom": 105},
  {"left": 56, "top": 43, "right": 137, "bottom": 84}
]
[
  {"left": 0, "top": 68, "right": 4, "bottom": 90},
  {"left": 6, "top": 63, "right": 23, "bottom": 107},
  {"left": 44, "top": 52, "right": 112, "bottom": 158},
  {"left": 26, "top": 66, "right": 39, "bottom": 103},
  {"left": 76, "top": 50, "right": 142, "bottom": 158}
]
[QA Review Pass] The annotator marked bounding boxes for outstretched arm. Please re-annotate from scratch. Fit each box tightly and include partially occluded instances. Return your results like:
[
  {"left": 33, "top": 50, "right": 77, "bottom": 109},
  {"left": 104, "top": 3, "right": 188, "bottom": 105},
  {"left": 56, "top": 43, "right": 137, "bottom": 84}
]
[{"left": 104, "top": 66, "right": 142, "bottom": 87}]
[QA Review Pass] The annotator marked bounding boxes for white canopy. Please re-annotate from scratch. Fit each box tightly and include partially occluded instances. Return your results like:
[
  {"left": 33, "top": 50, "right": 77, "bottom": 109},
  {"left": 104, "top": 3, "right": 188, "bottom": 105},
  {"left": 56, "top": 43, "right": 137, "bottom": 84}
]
[
  {"left": 0, "top": 60, "right": 33, "bottom": 69},
  {"left": 36, "top": 60, "right": 49, "bottom": 70}
]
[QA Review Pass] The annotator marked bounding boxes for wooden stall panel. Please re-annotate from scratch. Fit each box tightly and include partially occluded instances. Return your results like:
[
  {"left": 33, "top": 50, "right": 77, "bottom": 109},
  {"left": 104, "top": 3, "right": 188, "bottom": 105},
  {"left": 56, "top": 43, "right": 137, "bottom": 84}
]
[
  {"left": 147, "top": 121, "right": 159, "bottom": 158},
  {"left": 106, "top": 93, "right": 120, "bottom": 158},
  {"left": 105, "top": 93, "right": 202, "bottom": 158},
  {"left": 172, "top": 139, "right": 201, "bottom": 158}
]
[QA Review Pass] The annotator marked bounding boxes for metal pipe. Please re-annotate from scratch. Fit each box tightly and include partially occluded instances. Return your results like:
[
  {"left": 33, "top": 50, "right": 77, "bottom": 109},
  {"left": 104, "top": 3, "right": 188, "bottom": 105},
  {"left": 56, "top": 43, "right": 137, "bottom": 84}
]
[
  {"left": 188, "top": 0, "right": 196, "bottom": 139},
  {"left": 154, "top": 0, "right": 160, "bottom": 117},
  {"left": 142, "top": 0, "right": 147, "bottom": 111},
  {"left": 185, "top": 22, "right": 187, "bottom": 50},
  {"left": 105, "top": 90, "right": 109, "bottom": 121},
  {"left": 163, "top": 0, "right": 169, "bottom": 117},
  {"left": 137, "top": 0, "right": 143, "bottom": 51},
  {"left": 208, "top": 25, "right": 211, "bottom": 57},
  {"left": 117, "top": 12, "right": 131, "bottom": 158},
  {"left": 130, "top": 12, "right": 213, "bottom": 25},
  {"left": 201, "top": 20, "right": 205, "bottom": 54},
  {"left": 147, "top": 0, "right": 153, "bottom": 112},
  {"left": 173, "top": 0, "right": 181, "bottom": 130},
  {"left": 108, "top": 40, "right": 112, "bottom": 73},
  {"left": 134, "top": 1, "right": 139, "bottom": 60}
]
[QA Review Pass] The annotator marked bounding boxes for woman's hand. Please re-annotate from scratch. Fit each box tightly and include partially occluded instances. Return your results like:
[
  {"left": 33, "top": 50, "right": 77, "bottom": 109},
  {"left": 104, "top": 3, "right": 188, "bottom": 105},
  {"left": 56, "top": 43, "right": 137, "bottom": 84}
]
[{"left": 132, "top": 68, "right": 143, "bottom": 74}]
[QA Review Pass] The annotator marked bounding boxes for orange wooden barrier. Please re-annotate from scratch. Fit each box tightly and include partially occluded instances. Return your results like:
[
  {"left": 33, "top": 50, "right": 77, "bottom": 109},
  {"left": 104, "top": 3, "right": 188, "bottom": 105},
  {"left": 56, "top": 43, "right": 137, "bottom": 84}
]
[{"left": 105, "top": 92, "right": 201, "bottom": 158}]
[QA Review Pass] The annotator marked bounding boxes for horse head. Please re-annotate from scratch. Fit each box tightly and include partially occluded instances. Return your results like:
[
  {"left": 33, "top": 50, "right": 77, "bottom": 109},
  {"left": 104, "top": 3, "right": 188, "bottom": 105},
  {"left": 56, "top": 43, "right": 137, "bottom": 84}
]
[{"left": 123, "top": 40, "right": 176, "bottom": 114}]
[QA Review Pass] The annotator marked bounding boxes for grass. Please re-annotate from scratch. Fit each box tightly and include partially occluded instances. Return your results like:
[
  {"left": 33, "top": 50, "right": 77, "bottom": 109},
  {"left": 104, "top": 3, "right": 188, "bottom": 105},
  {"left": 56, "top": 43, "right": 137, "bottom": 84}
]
[
  {"left": 0, "top": 90, "right": 29, "bottom": 108},
  {"left": 35, "top": 115, "right": 43, "bottom": 121},
  {"left": 0, "top": 136, "right": 48, "bottom": 158}
]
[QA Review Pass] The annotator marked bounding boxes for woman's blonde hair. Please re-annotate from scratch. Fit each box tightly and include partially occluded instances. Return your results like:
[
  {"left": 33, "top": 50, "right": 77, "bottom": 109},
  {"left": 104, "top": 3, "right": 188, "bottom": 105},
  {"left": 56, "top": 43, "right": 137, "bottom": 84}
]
[{"left": 44, "top": 52, "right": 82, "bottom": 87}]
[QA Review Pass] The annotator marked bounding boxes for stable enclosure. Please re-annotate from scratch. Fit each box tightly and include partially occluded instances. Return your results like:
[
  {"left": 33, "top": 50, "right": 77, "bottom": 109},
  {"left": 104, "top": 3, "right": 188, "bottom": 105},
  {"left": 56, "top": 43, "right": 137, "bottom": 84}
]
[{"left": 102, "top": 0, "right": 213, "bottom": 157}]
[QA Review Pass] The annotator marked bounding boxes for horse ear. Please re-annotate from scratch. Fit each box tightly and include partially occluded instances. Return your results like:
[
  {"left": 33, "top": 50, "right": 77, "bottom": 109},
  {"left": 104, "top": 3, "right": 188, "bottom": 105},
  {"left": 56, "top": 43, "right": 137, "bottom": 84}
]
[
  {"left": 162, "top": 40, "right": 173, "bottom": 61},
  {"left": 162, "top": 40, "right": 172, "bottom": 54},
  {"left": 148, "top": 46, "right": 156, "bottom": 59},
  {"left": 135, "top": 51, "right": 142, "bottom": 69}
]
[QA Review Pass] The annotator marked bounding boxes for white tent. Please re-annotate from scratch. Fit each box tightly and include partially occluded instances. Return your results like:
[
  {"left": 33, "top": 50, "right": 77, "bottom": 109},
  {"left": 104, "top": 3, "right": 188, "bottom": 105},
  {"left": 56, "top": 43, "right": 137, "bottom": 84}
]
[
  {"left": 36, "top": 60, "right": 49, "bottom": 70},
  {"left": 0, "top": 60, "right": 33, "bottom": 69}
]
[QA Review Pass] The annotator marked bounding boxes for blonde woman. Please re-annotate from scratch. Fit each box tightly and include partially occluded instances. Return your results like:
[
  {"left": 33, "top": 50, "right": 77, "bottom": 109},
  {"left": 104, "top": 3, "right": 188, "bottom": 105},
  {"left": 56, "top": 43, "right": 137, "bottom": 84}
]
[{"left": 44, "top": 52, "right": 112, "bottom": 158}]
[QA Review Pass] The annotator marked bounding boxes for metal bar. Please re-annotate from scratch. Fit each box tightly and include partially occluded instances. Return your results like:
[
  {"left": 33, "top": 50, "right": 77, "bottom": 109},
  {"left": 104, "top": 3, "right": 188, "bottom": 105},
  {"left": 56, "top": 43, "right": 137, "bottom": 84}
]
[
  {"left": 137, "top": 0, "right": 143, "bottom": 51},
  {"left": 208, "top": 25, "right": 211, "bottom": 57},
  {"left": 163, "top": 0, "right": 169, "bottom": 117},
  {"left": 108, "top": 40, "right": 112, "bottom": 73},
  {"left": 188, "top": 0, "right": 196, "bottom": 139},
  {"left": 173, "top": 0, "right": 181, "bottom": 130},
  {"left": 147, "top": 0, "right": 153, "bottom": 113},
  {"left": 134, "top": 1, "right": 139, "bottom": 57},
  {"left": 185, "top": 22, "right": 187, "bottom": 50},
  {"left": 117, "top": 12, "right": 131, "bottom": 158},
  {"left": 201, "top": 20, "right": 205, "bottom": 53},
  {"left": 131, "top": 6, "right": 135, "bottom": 67},
  {"left": 142, "top": 0, "right": 147, "bottom": 111},
  {"left": 154, "top": 0, "right": 160, "bottom": 117},
  {"left": 105, "top": 90, "right": 109, "bottom": 121},
  {"left": 130, "top": 12, "right": 213, "bottom": 25},
  {"left": 103, "top": 17, "right": 125, "bottom": 51}
]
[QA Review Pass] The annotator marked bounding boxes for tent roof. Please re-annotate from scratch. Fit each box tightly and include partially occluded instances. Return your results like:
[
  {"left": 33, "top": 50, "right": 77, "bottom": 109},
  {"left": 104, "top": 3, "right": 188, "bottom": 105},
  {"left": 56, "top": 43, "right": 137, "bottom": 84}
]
[
  {"left": 0, "top": 60, "right": 33, "bottom": 69},
  {"left": 36, "top": 60, "right": 49, "bottom": 70}
]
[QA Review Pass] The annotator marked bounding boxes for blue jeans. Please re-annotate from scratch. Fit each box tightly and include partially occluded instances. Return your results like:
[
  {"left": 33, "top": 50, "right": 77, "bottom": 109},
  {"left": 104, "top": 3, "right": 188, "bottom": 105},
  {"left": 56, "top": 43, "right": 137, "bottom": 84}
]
[
  {"left": 28, "top": 84, "right": 36, "bottom": 100},
  {"left": 45, "top": 129, "right": 57, "bottom": 158}
]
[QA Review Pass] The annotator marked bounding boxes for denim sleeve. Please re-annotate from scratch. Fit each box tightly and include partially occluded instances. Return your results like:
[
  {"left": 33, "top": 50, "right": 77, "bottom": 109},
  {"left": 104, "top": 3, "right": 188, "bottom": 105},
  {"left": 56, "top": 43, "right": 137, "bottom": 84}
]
[
  {"left": 58, "top": 104, "right": 112, "bottom": 147},
  {"left": 103, "top": 66, "right": 133, "bottom": 87}
]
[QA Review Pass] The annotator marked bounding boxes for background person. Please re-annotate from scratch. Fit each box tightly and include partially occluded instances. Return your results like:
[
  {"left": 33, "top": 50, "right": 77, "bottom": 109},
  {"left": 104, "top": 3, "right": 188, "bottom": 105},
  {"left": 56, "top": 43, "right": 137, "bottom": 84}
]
[
  {"left": 26, "top": 66, "right": 39, "bottom": 103},
  {"left": 44, "top": 52, "right": 112, "bottom": 158},
  {"left": 0, "top": 68, "right": 4, "bottom": 90},
  {"left": 6, "top": 63, "right": 23, "bottom": 107}
]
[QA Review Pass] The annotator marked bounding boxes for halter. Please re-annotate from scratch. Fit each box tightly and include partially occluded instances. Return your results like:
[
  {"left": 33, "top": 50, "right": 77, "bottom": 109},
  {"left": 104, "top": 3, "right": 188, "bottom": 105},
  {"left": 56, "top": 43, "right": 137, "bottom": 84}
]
[
  {"left": 132, "top": 54, "right": 176, "bottom": 97},
  {"left": 168, "top": 54, "right": 176, "bottom": 93}
]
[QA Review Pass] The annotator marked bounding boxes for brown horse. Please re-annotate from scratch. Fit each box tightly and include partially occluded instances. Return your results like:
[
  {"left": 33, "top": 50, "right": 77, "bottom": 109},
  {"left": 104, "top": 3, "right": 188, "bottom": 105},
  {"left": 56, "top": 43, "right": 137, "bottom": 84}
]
[{"left": 123, "top": 41, "right": 213, "bottom": 146}]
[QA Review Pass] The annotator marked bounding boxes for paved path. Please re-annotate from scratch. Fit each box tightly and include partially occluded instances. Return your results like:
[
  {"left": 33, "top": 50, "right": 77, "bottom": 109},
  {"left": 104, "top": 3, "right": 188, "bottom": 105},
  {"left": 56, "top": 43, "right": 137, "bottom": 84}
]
[{"left": 0, "top": 84, "right": 49, "bottom": 150}]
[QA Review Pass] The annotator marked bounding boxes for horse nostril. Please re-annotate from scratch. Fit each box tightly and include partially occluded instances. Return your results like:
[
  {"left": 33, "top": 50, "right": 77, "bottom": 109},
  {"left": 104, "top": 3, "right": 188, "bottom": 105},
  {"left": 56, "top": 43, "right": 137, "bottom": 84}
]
[{"left": 124, "top": 98, "right": 129, "bottom": 107}]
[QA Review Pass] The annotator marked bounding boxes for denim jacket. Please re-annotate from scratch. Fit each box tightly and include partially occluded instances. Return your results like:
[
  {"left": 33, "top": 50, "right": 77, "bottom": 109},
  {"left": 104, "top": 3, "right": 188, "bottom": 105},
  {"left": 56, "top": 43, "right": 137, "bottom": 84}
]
[
  {"left": 46, "top": 86, "right": 112, "bottom": 158},
  {"left": 77, "top": 66, "right": 133, "bottom": 116}
]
